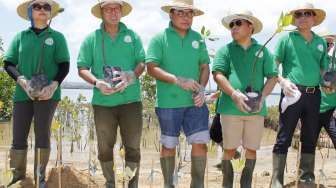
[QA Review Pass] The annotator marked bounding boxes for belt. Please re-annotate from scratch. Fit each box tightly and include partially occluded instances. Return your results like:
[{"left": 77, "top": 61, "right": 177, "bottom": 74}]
[{"left": 296, "top": 85, "right": 319, "bottom": 94}]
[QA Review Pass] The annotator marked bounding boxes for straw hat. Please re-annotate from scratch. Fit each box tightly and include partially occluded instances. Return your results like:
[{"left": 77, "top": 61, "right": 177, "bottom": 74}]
[
  {"left": 289, "top": 2, "right": 326, "bottom": 26},
  {"left": 318, "top": 28, "right": 336, "bottom": 40},
  {"left": 91, "top": 0, "right": 132, "bottom": 19},
  {"left": 222, "top": 10, "right": 263, "bottom": 34},
  {"left": 17, "top": 0, "right": 61, "bottom": 20},
  {"left": 161, "top": 0, "right": 204, "bottom": 16}
]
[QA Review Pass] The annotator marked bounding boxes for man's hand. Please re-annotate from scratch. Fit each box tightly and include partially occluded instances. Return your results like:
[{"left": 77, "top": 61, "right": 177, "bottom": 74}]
[
  {"left": 231, "top": 90, "right": 251, "bottom": 113},
  {"left": 175, "top": 76, "right": 201, "bottom": 91},
  {"left": 38, "top": 81, "right": 59, "bottom": 100},
  {"left": 279, "top": 79, "right": 298, "bottom": 97}
]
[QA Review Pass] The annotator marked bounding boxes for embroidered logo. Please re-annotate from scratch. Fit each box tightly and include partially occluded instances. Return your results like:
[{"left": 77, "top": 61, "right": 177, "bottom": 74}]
[
  {"left": 317, "top": 44, "right": 324, "bottom": 52},
  {"left": 255, "top": 51, "right": 263, "bottom": 58},
  {"left": 124, "top": 35, "right": 132, "bottom": 43},
  {"left": 45, "top": 38, "right": 54, "bottom": 46},
  {"left": 192, "top": 41, "right": 199, "bottom": 49}
]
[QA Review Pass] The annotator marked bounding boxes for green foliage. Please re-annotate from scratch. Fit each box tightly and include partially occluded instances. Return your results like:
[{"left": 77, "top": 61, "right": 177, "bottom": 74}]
[
  {"left": 0, "top": 38, "right": 15, "bottom": 121},
  {"left": 276, "top": 12, "right": 293, "bottom": 33}
]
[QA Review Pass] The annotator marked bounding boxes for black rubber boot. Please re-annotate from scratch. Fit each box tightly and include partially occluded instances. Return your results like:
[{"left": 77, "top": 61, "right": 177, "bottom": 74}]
[
  {"left": 222, "top": 160, "right": 233, "bottom": 188},
  {"left": 240, "top": 159, "right": 256, "bottom": 188}
]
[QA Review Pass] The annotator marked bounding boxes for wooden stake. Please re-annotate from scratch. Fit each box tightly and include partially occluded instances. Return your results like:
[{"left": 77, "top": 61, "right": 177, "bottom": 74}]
[
  {"left": 295, "top": 142, "right": 301, "bottom": 188},
  {"left": 58, "top": 126, "right": 62, "bottom": 188},
  {"left": 37, "top": 148, "right": 41, "bottom": 188},
  {"left": 150, "top": 159, "right": 154, "bottom": 188},
  {"left": 206, "top": 155, "right": 209, "bottom": 188}
]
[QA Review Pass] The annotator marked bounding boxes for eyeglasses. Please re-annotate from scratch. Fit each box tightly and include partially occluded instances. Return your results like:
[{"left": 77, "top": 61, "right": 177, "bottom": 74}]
[
  {"left": 172, "top": 9, "right": 195, "bottom": 19},
  {"left": 31, "top": 3, "right": 51, "bottom": 11},
  {"left": 327, "top": 42, "right": 334, "bottom": 49},
  {"left": 294, "top": 11, "right": 316, "bottom": 19},
  {"left": 102, "top": 7, "right": 121, "bottom": 14},
  {"left": 229, "top": 19, "right": 252, "bottom": 29}
]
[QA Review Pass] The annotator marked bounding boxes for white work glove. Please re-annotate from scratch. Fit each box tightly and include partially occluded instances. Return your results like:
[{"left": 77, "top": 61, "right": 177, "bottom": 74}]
[
  {"left": 279, "top": 79, "right": 298, "bottom": 97},
  {"left": 281, "top": 89, "right": 301, "bottom": 113},
  {"left": 17, "top": 76, "right": 34, "bottom": 100},
  {"left": 193, "top": 86, "right": 205, "bottom": 107},
  {"left": 96, "top": 80, "right": 118, "bottom": 95},
  {"left": 231, "top": 90, "right": 251, "bottom": 113},
  {"left": 175, "top": 76, "right": 201, "bottom": 91},
  {"left": 38, "top": 81, "right": 59, "bottom": 101},
  {"left": 113, "top": 71, "right": 137, "bottom": 93}
]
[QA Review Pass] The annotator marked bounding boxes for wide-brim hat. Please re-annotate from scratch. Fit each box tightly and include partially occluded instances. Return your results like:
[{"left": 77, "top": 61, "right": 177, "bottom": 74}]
[
  {"left": 91, "top": 0, "right": 132, "bottom": 19},
  {"left": 289, "top": 2, "right": 326, "bottom": 26},
  {"left": 222, "top": 10, "right": 263, "bottom": 34},
  {"left": 318, "top": 29, "right": 336, "bottom": 40},
  {"left": 17, "top": 0, "right": 61, "bottom": 20},
  {"left": 161, "top": 0, "right": 204, "bottom": 16}
]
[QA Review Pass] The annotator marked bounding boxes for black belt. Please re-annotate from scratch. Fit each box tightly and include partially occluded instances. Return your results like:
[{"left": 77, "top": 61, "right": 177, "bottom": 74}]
[{"left": 296, "top": 85, "right": 319, "bottom": 94}]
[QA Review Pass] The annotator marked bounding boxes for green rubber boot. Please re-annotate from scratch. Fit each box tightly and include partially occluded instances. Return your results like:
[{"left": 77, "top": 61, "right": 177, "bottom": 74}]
[
  {"left": 7, "top": 149, "right": 27, "bottom": 187},
  {"left": 160, "top": 156, "right": 175, "bottom": 188},
  {"left": 190, "top": 156, "right": 206, "bottom": 188}
]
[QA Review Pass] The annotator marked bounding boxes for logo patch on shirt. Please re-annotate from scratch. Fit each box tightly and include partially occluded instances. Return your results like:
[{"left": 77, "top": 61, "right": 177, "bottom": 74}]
[
  {"left": 317, "top": 44, "right": 324, "bottom": 52},
  {"left": 45, "top": 38, "right": 54, "bottom": 46},
  {"left": 124, "top": 35, "right": 132, "bottom": 43},
  {"left": 192, "top": 41, "right": 199, "bottom": 49},
  {"left": 255, "top": 51, "right": 263, "bottom": 58}
]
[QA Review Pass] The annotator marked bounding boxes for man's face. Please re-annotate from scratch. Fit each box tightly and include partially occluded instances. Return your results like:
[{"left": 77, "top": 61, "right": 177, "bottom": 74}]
[
  {"left": 102, "top": 3, "right": 122, "bottom": 25},
  {"left": 170, "top": 9, "right": 194, "bottom": 31},
  {"left": 229, "top": 19, "right": 253, "bottom": 41},
  {"left": 293, "top": 10, "right": 315, "bottom": 30},
  {"left": 31, "top": 2, "right": 51, "bottom": 22},
  {"left": 325, "top": 37, "right": 335, "bottom": 52}
]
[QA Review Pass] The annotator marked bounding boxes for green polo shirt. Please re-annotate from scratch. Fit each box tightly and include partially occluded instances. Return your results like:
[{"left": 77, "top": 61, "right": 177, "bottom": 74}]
[
  {"left": 77, "top": 22, "right": 145, "bottom": 107},
  {"left": 320, "top": 56, "right": 336, "bottom": 113},
  {"left": 274, "top": 31, "right": 329, "bottom": 86},
  {"left": 145, "top": 22, "right": 210, "bottom": 108},
  {"left": 4, "top": 27, "right": 70, "bottom": 102},
  {"left": 212, "top": 39, "right": 278, "bottom": 116}
]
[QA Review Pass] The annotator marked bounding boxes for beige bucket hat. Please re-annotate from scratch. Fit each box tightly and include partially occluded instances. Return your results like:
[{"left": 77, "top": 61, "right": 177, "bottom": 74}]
[
  {"left": 91, "top": 0, "right": 132, "bottom": 19},
  {"left": 17, "top": 0, "right": 61, "bottom": 20},
  {"left": 161, "top": 0, "right": 204, "bottom": 16},
  {"left": 289, "top": 2, "right": 326, "bottom": 26},
  {"left": 222, "top": 10, "right": 263, "bottom": 34},
  {"left": 318, "top": 29, "right": 336, "bottom": 40}
]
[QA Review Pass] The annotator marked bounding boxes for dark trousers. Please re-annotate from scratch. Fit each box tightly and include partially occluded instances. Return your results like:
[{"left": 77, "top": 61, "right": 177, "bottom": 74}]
[
  {"left": 316, "top": 108, "right": 336, "bottom": 147},
  {"left": 273, "top": 89, "right": 321, "bottom": 154},
  {"left": 12, "top": 100, "right": 58, "bottom": 149},
  {"left": 93, "top": 102, "right": 143, "bottom": 163}
]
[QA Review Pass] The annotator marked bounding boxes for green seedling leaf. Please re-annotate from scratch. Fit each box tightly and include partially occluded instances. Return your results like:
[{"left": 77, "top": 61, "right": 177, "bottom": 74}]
[{"left": 201, "top": 26, "right": 205, "bottom": 35}]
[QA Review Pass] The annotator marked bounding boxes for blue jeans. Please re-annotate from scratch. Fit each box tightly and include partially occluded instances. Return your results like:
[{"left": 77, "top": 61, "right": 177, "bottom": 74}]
[{"left": 155, "top": 105, "right": 210, "bottom": 148}]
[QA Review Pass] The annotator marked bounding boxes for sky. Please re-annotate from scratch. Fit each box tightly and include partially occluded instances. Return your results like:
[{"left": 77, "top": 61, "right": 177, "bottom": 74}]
[{"left": 0, "top": 0, "right": 335, "bottom": 84}]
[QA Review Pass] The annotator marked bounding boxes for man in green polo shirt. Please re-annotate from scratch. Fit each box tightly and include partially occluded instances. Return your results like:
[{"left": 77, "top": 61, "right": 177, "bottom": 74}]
[
  {"left": 146, "top": 0, "right": 210, "bottom": 187},
  {"left": 77, "top": 1, "right": 145, "bottom": 187},
  {"left": 212, "top": 10, "right": 277, "bottom": 188},
  {"left": 271, "top": 3, "right": 329, "bottom": 187},
  {"left": 4, "top": 0, "right": 69, "bottom": 187}
]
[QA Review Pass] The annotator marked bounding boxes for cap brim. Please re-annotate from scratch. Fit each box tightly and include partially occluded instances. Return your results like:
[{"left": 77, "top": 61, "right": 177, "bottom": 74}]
[
  {"left": 17, "top": 0, "right": 61, "bottom": 20},
  {"left": 91, "top": 1, "right": 132, "bottom": 19},
  {"left": 290, "top": 8, "right": 326, "bottom": 26},
  {"left": 161, "top": 5, "right": 204, "bottom": 16},
  {"left": 222, "top": 14, "right": 263, "bottom": 34}
]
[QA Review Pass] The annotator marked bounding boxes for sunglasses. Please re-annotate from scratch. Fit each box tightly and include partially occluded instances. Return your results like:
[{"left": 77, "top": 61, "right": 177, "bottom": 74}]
[
  {"left": 294, "top": 11, "right": 316, "bottom": 19},
  {"left": 31, "top": 3, "right": 52, "bottom": 11},
  {"left": 229, "top": 19, "right": 251, "bottom": 29},
  {"left": 172, "top": 9, "right": 195, "bottom": 19}
]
